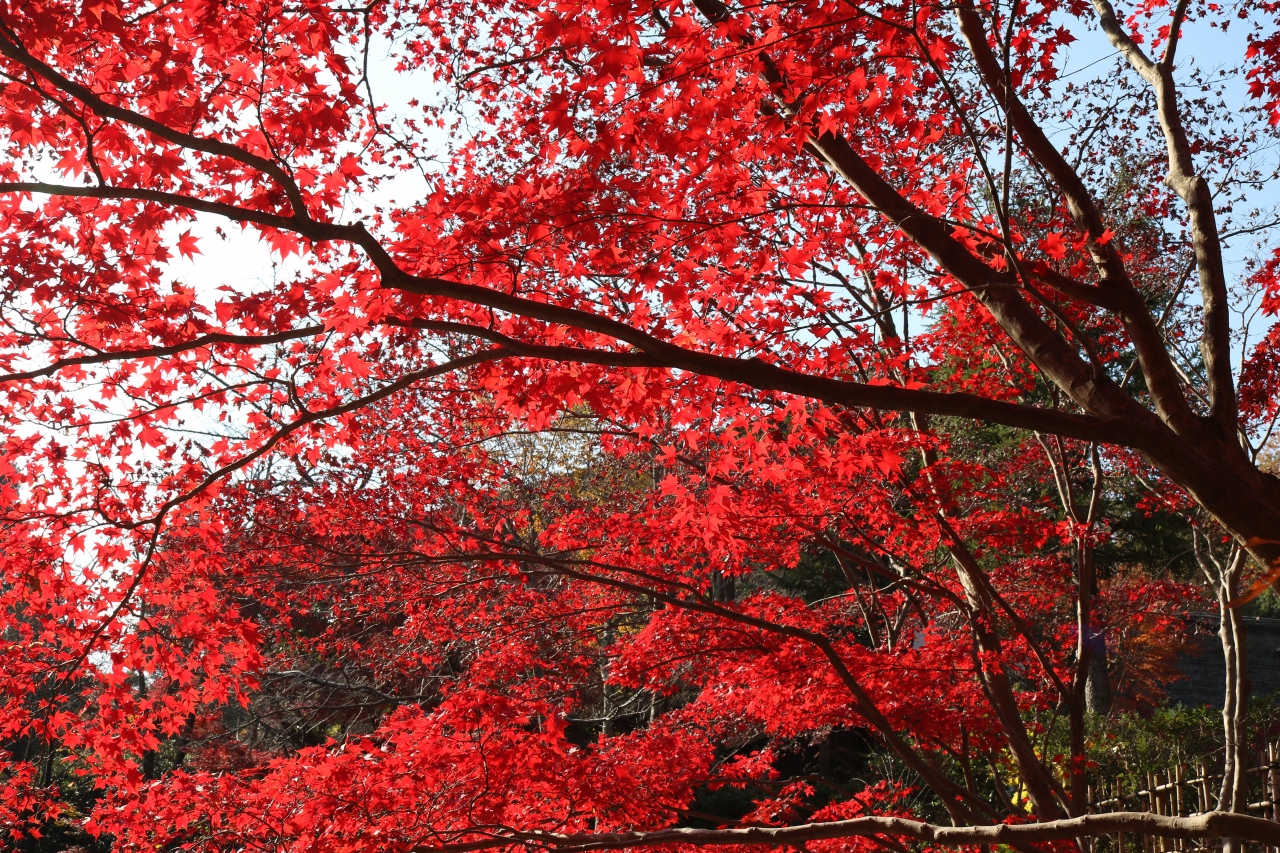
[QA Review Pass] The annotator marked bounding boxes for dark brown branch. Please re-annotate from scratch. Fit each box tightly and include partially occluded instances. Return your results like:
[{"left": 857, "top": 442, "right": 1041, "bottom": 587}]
[
  {"left": 695, "top": 0, "right": 1147, "bottom": 435},
  {"left": 0, "top": 26, "right": 309, "bottom": 216},
  {"left": 0, "top": 181, "right": 301, "bottom": 231},
  {"left": 0, "top": 325, "right": 325, "bottom": 383},
  {"left": 0, "top": 181, "right": 1155, "bottom": 447},
  {"left": 388, "top": 318, "right": 659, "bottom": 367},
  {"left": 954, "top": 0, "right": 1197, "bottom": 435}
]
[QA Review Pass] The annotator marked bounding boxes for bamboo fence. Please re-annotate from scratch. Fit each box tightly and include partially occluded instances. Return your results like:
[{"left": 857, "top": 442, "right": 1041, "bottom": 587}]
[{"left": 1082, "top": 745, "right": 1280, "bottom": 853}]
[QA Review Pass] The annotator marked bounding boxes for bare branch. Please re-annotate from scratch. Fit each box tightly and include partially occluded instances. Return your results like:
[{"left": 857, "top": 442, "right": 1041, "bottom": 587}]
[
  {"left": 1089, "top": 0, "right": 1237, "bottom": 431},
  {"left": 410, "top": 811, "right": 1280, "bottom": 853}
]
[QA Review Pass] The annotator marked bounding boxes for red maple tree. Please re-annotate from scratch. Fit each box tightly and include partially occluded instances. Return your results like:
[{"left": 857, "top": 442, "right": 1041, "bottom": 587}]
[{"left": 1, "top": 0, "right": 1279, "bottom": 850}]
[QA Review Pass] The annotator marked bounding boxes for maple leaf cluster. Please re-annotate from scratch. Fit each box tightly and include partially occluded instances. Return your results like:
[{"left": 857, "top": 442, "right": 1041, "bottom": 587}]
[{"left": 0, "top": 0, "right": 1277, "bottom": 850}]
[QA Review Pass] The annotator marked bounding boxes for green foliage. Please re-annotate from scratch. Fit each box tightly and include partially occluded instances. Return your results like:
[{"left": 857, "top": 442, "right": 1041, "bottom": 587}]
[
  {"left": 1095, "top": 502, "right": 1198, "bottom": 581},
  {"left": 766, "top": 547, "right": 852, "bottom": 605},
  {"left": 1038, "top": 697, "right": 1280, "bottom": 792},
  {"left": 1078, "top": 707, "right": 1222, "bottom": 782},
  {"left": 1250, "top": 588, "right": 1280, "bottom": 620}
]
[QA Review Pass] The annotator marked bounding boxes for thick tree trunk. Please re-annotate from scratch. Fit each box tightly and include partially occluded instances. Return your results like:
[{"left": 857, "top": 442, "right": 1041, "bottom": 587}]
[
  {"left": 1145, "top": 432, "right": 1280, "bottom": 574},
  {"left": 1082, "top": 541, "right": 1110, "bottom": 718}
]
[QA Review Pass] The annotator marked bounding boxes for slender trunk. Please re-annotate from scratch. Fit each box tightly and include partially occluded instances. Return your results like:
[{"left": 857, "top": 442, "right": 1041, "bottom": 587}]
[
  {"left": 1080, "top": 539, "right": 1111, "bottom": 717},
  {"left": 711, "top": 569, "right": 735, "bottom": 603},
  {"left": 1201, "top": 548, "right": 1250, "bottom": 853},
  {"left": 1219, "top": 556, "right": 1250, "bottom": 813},
  {"left": 1084, "top": 638, "right": 1112, "bottom": 715},
  {"left": 137, "top": 667, "right": 157, "bottom": 780},
  {"left": 949, "top": 544, "right": 1071, "bottom": 821},
  {"left": 1070, "top": 540, "right": 1095, "bottom": 816}
]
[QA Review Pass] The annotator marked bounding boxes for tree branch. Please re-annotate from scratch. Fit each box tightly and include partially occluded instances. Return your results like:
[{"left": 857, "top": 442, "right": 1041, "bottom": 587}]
[
  {"left": 1089, "top": 0, "right": 1237, "bottom": 432},
  {"left": 0, "top": 325, "right": 325, "bottom": 384},
  {"left": 0, "top": 25, "right": 309, "bottom": 217},
  {"left": 954, "top": 0, "right": 1197, "bottom": 434},
  {"left": 0, "top": 180, "right": 1163, "bottom": 446},
  {"left": 411, "top": 811, "right": 1280, "bottom": 853}
]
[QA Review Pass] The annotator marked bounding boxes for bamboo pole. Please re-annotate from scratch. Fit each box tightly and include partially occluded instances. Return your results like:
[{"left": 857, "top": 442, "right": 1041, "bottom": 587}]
[
  {"left": 1264, "top": 742, "right": 1274, "bottom": 819},
  {"left": 1152, "top": 768, "right": 1162, "bottom": 850},
  {"left": 1201, "top": 762, "right": 1212, "bottom": 814},
  {"left": 1118, "top": 778, "right": 1126, "bottom": 853},
  {"left": 1175, "top": 764, "right": 1186, "bottom": 853}
]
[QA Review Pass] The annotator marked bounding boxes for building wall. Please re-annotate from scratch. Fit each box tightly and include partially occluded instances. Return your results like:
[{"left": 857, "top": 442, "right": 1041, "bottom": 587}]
[{"left": 1167, "top": 616, "right": 1280, "bottom": 708}]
